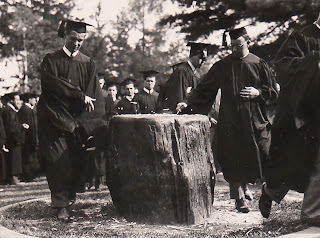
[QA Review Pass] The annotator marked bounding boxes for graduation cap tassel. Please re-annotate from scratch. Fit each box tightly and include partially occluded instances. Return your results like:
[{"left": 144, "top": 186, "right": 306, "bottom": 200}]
[
  {"left": 58, "top": 20, "right": 66, "bottom": 38},
  {"left": 222, "top": 30, "right": 228, "bottom": 48}
]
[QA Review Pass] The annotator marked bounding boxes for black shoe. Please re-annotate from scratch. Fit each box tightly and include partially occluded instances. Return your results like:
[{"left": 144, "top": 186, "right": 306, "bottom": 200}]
[
  {"left": 57, "top": 208, "right": 72, "bottom": 222},
  {"left": 259, "top": 185, "right": 272, "bottom": 218},
  {"left": 235, "top": 199, "right": 250, "bottom": 213}
]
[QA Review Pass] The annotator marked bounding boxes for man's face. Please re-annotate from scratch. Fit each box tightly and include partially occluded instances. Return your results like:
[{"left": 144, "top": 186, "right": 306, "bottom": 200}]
[
  {"left": 107, "top": 86, "right": 118, "bottom": 98},
  {"left": 192, "top": 50, "right": 207, "bottom": 69},
  {"left": 124, "top": 83, "right": 135, "bottom": 97},
  {"left": 99, "top": 78, "right": 105, "bottom": 89},
  {"left": 231, "top": 36, "right": 248, "bottom": 57},
  {"left": 64, "top": 30, "right": 86, "bottom": 53},
  {"left": 12, "top": 95, "right": 20, "bottom": 108},
  {"left": 144, "top": 76, "right": 156, "bottom": 90},
  {"left": 29, "top": 97, "right": 37, "bottom": 107}
]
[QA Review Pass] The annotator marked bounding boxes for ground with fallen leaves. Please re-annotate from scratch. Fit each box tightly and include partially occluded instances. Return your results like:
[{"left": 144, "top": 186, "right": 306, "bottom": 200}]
[{"left": 0, "top": 175, "right": 309, "bottom": 237}]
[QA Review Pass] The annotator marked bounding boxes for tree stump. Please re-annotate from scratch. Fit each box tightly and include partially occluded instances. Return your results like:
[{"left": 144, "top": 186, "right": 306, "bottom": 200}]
[{"left": 106, "top": 114, "right": 215, "bottom": 224}]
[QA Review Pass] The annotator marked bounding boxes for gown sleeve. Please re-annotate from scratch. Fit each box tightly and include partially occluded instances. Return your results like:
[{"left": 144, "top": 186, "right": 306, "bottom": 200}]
[{"left": 186, "top": 62, "right": 222, "bottom": 115}]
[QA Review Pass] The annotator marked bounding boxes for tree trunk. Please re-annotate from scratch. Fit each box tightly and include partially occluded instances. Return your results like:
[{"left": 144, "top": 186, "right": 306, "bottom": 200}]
[{"left": 106, "top": 114, "right": 215, "bottom": 224}]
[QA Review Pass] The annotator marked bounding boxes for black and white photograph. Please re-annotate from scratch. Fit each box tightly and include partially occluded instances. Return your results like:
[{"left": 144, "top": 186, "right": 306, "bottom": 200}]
[{"left": 0, "top": 0, "right": 320, "bottom": 237}]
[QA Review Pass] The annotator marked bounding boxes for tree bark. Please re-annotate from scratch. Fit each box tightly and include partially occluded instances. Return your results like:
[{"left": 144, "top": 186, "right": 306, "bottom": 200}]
[{"left": 106, "top": 114, "right": 215, "bottom": 224}]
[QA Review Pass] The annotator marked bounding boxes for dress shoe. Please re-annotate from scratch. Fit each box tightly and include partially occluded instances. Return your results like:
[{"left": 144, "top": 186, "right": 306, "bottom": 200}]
[
  {"left": 245, "top": 188, "right": 253, "bottom": 201},
  {"left": 235, "top": 199, "right": 250, "bottom": 213},
  {"left": 57, "top": 208, "right": 73, "bottom": 222},
  {"left": 259, "top": 185, "right": 272, "bottom": 218}
]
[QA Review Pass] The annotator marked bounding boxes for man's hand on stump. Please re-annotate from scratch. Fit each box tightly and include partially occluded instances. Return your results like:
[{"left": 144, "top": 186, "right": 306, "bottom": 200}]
[{"left": 176, "top": 102, "right": 188, "bottom": 114}]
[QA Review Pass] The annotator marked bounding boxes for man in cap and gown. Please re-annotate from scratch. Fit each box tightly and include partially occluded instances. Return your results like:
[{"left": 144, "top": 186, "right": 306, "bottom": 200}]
[
  {"left": 2, "top": 92, "right": 29, "bottom": 185},
  {"left": 259, "top": 13, "right": 320, "bottom": 222},
  {"left": 18, "top": 93, "right": 40, "bottom": 182},
  {"left": 137, "top": 70, "right": 159, "bottom": 113},
  {"left": 117, "top": 78, "right": 140, "bottom": 114},
  {"left": 156, "top": 42, "right": 209, "bottom": 113},
  {"left": 177, "top": 27, "right": 278, "bottom": 213},
  {"left": 38, "top": 19, "right": 105, "bottom": 221}
]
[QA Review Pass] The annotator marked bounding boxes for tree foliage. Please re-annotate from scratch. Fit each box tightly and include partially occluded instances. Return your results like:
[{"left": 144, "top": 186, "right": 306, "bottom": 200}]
[
  {"left": 0, "top": 0, "right": 74, "bottom": 93},
  {"left": 161, "top": 0, "right": 320, "bottom": 42}
]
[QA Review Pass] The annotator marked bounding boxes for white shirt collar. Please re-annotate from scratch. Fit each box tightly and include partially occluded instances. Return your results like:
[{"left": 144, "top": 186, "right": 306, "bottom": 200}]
[
  {"left": 314, "top": 21, "right": 320, "bottom": 30},
  {"left": 143, "top": 87, "right": 153, "bottom": 94},
  {"left": 7, "top": 103, "right": 18, "bottom": 112},
  {"left": 25, "top": 103, "right": 34, "bottom": 110},
  {"left": 187, "top": 60, "right": 197, "bottom": 74},
  {"left": 125, "top": 95, "right": 134, "bottom": 102},
  {"left": 63, "top": 46, "right": 79, "bottom": 58},
  {"left": 240, "top": 51, "right": 250, "bottom": 59}
]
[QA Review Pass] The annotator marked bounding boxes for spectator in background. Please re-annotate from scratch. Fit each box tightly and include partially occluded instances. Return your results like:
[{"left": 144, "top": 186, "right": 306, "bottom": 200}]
[
  {"left": 18, "top": 93, "right": 40, "bottom": 182},
  {"left": 117, "top": 78, "right": 140, "bottom": 114},
  {"left": 0, "top": 96, "right": 7, "bottom": 185},
  {"left": 137, "top": 70, "right": 159, "bottom": 114},
  {"left": 2, "top": 92, "right": 29, "bottom": 185}
]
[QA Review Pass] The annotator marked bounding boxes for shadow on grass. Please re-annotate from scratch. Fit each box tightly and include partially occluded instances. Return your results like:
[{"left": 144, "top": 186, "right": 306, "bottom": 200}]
[{"left": 0, "top": 190, "right": 311, "bottom": 238}]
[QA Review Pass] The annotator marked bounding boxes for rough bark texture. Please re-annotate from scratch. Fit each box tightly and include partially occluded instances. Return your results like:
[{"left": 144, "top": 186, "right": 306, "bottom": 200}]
[{"left": 106, "top": 114, "right": 214, "bottom": 224}]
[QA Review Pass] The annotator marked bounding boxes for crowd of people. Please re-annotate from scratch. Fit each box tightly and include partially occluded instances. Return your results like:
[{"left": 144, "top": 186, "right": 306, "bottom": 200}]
[
  {"left": 0, "top": 92, "right": 41, "bottom": 185},
  {"left": 1, "top": 11, "right": 320, "bottom": 226}
]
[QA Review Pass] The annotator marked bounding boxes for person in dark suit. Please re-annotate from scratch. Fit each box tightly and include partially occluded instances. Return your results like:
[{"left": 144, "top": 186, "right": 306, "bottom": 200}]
[
  {"left": 137, "top": 70, "right": 159, "bottom": 114},
  {"left": 18, "top": 93, "right": 40, "bottom": 182},
  {"left": 156, "top": 42, "right": 210, "bottom": 113},
  {"left": 117, "top": 78, "right": 140, "bottom": 114},
  {"left": 0, "top": 97, "right": 7, "bottom": 185},
  {"left": 2, "top": 92, "right": 29, "bottom": 185}
]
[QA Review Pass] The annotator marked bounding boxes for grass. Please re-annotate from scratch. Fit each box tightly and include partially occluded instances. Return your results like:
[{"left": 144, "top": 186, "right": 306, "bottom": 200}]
[{"left": 0, "top": 181, "right": 310, "bottom": 238}]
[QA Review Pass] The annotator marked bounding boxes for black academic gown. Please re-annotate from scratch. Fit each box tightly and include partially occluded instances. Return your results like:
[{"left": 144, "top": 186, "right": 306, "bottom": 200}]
[
  {"left": 0, "top": 112, "right": 6, "bottom": 184},
  {"left": 187, "top": 53, "right": 278, "bottom": 184},
  {"left": 137, "top": 89, "right": 159, "bottom": 113},
  {"left": 264, "top": 24, "right": 320, "bottom": 192},
  {"left": 18, "top": 104, "right": 40, "bottom": 179},
  {"left": 117, "top": 96, "right": 140, "bottom": 114},
  {"left": 156, "top": 62, "right": 199, "bottom": 113},
  {"left": 38, "top": 49, "right": 105, "bottom": 208},
  {"left": 2, "top": 105, "right": 25, "bottom": 180}
]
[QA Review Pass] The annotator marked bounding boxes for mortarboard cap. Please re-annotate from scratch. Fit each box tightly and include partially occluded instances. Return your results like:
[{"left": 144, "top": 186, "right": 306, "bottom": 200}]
[
  {"left": 186, "top": 41, "right": 211, "bottom": 50},
  {"left": 222, "top": 27, "right": 248, "bottom": 47},
  {"left": 58, "top": 20, "right": 93, "bottom": 38},
  {"left": 120, "top": 78, "right": 136, "bottom": 87},
  {"left": 105, "top": 81, "right": 120, "bottom": 89},
  {"left": 140, "top": 70, "right": 159, "bottom": 79}
]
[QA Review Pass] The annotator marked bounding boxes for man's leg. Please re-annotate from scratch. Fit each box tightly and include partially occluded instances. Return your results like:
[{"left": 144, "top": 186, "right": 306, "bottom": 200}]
[{"left": 230, "top": 182, "right": 250, "bottom": 213}]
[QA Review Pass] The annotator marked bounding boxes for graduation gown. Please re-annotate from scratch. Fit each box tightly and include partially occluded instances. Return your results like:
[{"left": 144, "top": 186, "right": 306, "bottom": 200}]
[
  {"left": 137, "top": 89, "right": 158, "bottom": 113},
  {"left": 157, "top": 62, "right": 199, "bottom": 112},
  {"left": 187, "top": 53, "right": 278, "bottom": 183},
  {"left": 2, "top": 105, "right": 24, "bottom": 177},
  {"left": 0, "top": 112, "right": 6, "bottom": 184},
  {"left": 273, "top": 23, "right": 320, "bottom": 221},
  {"left": 38, "top": 49, "right": 105, "bottom": 208},
  {"left": 105, "top": 96, "right": 119, "bottom": 121},
  {"left": 18, "top": 104, "right": 40, "bottom": 174},
  {"left": 264, "top": 24, "right": 320, "bottom": 192},
  {"left": 117, "top": 96, "right": 140, "bottom": 114}
]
